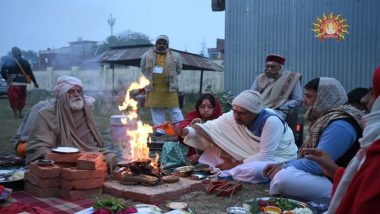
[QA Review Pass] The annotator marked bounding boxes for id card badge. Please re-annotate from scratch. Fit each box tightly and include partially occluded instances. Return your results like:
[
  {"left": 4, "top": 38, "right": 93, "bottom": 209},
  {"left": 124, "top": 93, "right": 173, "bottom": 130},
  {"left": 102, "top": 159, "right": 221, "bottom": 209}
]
[{"left": 153, "top": 66, "right": 163, "bottom": 74}]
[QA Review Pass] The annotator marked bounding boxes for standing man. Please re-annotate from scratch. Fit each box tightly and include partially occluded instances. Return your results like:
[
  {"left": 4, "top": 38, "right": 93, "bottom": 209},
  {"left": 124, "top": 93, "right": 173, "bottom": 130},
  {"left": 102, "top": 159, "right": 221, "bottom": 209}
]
[
  {"left": 140, "top": 35, "right": 184, "bottom": 136},
  {"left": 251, "top": 54, "right": 302, "bottom": 123},
  {"left": 1, "top": 47, "right": 39, "bottom": 118}
]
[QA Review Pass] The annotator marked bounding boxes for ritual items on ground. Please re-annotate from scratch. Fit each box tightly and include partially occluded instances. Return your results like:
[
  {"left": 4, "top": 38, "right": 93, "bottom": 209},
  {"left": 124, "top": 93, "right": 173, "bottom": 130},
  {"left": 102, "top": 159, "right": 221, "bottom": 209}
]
[
  {"left": 203, "top": 180, "right": 243, "bottom": 197},
  {"left": 0, "top": 154, "right": 25, "bottom": 167},
  {"left": 0, "top": 185, "right": 12, "bottom": 201},
  {"left": 246, "top": 197, "right": 314, "bottom": 214},
  {"left": 175, "top": 166, "right": 194, "bottom": 177}
]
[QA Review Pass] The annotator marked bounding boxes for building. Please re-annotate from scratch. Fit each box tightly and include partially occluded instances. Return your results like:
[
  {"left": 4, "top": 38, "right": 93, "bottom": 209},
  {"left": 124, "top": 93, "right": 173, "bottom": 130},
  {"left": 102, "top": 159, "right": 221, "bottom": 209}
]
[
  {"left": 212, "top": 0, "right": 380, "bottom": 95},
  {"left": 38, "top": 38, "right": 98, "bottom": 70}
]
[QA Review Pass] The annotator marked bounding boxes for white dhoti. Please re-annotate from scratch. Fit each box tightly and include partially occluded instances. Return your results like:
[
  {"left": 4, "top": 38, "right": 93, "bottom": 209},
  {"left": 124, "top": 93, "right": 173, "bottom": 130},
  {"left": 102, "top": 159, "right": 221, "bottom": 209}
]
[{"left": 269, "top": 166, "right": 332, "bottom": 204}]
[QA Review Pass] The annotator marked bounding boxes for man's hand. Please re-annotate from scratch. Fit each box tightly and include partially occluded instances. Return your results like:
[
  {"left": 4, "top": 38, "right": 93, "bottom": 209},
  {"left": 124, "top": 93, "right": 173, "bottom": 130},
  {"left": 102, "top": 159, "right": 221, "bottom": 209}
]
[
  {"left": 263, "top": 163, "right": 283, "bottom": 180},
  {"left": 190, "top": 118, "right": 202, "bottom": 125},
  {"left": 34, "top": 82, "right": 39, "bottom": 89},
  {"left": 188, "top": 153, "right": 199, "bottom": 165},
  {"left": 216, "top": 151, "right": 242, "bottom": 170},
  {"left": 300, "top": 148, "right": 338, "bottom": 179},
  {"left": 172, "top": 124, "right": 188, "bottom": 136}
]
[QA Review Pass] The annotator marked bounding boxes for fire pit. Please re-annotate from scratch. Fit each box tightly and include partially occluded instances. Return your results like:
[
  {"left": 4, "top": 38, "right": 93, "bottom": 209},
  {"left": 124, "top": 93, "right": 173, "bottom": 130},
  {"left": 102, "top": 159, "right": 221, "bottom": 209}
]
[
  {"left": 115, "top": 159, "right": 179, "bottom": 186},
  {"left": 105, "top": 76, "right": 202, "bottom": 203}
]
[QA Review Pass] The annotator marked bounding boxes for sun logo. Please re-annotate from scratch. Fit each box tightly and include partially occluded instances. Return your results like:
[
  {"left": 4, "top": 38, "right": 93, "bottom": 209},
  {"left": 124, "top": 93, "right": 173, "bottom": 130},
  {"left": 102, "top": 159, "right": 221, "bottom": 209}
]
[{"left": 312, "top": 13, "right": 349, "bottom": 42}]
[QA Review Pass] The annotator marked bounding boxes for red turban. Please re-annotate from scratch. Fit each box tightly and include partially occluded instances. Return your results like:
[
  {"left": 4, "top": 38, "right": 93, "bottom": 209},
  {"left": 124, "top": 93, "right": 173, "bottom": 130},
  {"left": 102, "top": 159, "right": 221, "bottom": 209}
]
[
  {"left": 266, "top": 54, "right": 286, "bottom": 65},
  {"left": 373, "top": 66, "right": 380, "bottom": 98}
]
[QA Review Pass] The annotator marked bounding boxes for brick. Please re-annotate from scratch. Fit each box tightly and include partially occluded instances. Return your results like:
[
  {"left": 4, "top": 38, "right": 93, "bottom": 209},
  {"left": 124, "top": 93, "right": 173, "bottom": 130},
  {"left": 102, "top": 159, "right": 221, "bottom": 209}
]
[
  {"left": 24, "top": 181, "right": 59, "bottom": 198},
  {"left": 54, "top": 162, "right": 77, "bottom": 168},
  {"left": 103, "top": 179, "right": 203, "bottom": 203},
  {"left": 24, "top": 171, "right": 60, "bottom": 188},
  {"left": 60, "top": 178, "right": 105, "bottom": 190},
  {"left": 76, "top": 153, "right": 105, "bottom": 170},
  {"left": 59, "top": 187, "right": 103, "bottom": 200},
  {"left": 28, "top": 161, "right": 62, "bottom": 178},
  {"left": 61, "top": 167, "right": 107, "bottom": 181},
  {"left": 46, "top": 152, "right": 82, "bottom": 163}
]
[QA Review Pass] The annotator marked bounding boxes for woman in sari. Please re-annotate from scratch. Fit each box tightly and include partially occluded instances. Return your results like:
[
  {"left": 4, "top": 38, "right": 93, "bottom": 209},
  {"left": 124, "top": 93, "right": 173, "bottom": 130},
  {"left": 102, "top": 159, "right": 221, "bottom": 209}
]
[{"left": 160, "top": 93, "right": 222, "bottom": 168}]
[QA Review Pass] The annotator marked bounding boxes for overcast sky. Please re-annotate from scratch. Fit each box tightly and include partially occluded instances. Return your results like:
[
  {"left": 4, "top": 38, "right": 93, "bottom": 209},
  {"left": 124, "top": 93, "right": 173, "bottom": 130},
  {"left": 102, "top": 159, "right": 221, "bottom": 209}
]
[{"left": 0, "top": 0, "right": 225, "bottom": 57}]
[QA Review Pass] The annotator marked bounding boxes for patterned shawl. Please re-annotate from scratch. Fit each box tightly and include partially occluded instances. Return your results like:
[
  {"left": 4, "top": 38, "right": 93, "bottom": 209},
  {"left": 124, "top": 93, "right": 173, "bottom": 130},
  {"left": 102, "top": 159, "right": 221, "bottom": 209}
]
[
  {"left": 301, "top": 77, "right": 364, "bottom": 149},
  {"left": 259, "top": 71, "right": 302, "bottom": 109}
]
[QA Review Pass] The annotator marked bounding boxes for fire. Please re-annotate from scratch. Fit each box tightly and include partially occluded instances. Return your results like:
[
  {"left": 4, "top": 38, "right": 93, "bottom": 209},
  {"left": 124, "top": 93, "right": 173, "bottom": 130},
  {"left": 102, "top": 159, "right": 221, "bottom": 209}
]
[{"left": 118, "top": 76, "right": 154, "bottom": 163}]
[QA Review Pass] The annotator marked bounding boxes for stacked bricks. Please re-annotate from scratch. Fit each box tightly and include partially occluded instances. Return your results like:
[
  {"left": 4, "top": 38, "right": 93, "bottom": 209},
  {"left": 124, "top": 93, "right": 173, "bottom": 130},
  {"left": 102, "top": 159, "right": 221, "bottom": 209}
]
[{"left": 25, "top": 152, "right": 107, "bottom": 200}]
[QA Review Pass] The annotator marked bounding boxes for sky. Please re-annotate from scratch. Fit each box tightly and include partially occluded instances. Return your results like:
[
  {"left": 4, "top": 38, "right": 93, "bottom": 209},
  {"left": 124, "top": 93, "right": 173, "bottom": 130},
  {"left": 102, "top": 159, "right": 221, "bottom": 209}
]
[{"left": 0, "top": 0, "right": 225, "bottom": 57}]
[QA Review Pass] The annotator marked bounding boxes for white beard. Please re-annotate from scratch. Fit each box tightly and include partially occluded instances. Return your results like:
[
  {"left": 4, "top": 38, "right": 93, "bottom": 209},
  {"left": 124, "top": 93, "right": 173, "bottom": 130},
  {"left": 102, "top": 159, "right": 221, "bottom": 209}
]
[{"left": 70, "top": 96, "right": 84, "bottom": 111}]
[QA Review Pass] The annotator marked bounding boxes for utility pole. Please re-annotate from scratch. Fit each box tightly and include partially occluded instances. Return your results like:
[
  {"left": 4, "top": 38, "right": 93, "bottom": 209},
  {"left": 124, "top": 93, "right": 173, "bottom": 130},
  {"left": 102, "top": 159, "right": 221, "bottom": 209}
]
[{"left": 108, "top": 14, "right": 116, "bottom": 36}]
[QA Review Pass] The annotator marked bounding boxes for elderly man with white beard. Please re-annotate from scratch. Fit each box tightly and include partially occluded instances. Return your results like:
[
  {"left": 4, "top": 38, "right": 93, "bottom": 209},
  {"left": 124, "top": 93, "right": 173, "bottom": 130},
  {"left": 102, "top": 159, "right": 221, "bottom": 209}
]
[{"left": 26, "top": 76, "right": 117, "bottom": 166}]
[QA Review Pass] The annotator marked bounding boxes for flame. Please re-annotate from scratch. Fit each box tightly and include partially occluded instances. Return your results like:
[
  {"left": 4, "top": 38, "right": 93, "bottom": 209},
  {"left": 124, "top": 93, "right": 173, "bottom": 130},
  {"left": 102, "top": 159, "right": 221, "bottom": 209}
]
[
  {"left": 118, "top": 76, "right": 153, "bottom": 162},
  {"left": 151, "top": 152, "right": 160, "bottom": 168}
]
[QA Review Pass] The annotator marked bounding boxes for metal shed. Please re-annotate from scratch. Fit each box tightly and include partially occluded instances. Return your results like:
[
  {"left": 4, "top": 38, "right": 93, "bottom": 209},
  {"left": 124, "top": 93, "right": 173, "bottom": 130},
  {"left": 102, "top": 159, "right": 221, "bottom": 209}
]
[{"left": 217, "top": 0, "right": 380, "bottom": 95}]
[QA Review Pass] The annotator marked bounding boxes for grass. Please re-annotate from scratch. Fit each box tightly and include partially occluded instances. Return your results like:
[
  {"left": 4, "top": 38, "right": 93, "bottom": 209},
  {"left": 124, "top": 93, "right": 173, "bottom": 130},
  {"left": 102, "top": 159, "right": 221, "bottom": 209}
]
[{"left": 0, "top": 89, "right": 199, "bottom": 155}]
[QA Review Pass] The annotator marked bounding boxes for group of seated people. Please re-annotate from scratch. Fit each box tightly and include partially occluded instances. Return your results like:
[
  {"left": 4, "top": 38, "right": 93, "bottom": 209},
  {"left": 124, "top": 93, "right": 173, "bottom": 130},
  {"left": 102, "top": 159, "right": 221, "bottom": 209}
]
[
  {"left": 14, "top": 63, "right": 380, "bottom": 213},
  {"left": 161, "top": 67, "right": 380, "bottom": 212}
]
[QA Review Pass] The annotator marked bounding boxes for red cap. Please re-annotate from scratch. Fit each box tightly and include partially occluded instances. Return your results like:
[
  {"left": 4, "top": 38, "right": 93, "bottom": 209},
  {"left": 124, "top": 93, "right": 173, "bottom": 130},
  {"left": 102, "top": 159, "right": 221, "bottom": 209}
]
[
  {"left": 266, "top": 54, "right": 286, "bottom": 65},
  {"left": 373, "top": 66, "right": 380, "bottom": 98}
]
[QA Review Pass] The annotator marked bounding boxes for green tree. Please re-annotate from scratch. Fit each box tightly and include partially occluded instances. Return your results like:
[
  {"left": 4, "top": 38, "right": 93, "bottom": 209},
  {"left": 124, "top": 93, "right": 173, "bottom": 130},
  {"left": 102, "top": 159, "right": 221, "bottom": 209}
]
[{"left": 97, "top": 30, "right": 152, "bottom": 54}]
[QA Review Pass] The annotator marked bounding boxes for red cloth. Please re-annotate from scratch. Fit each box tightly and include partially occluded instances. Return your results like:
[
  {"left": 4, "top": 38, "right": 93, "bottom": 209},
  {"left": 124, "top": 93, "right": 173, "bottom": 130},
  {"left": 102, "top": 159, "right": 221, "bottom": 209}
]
[
  {"left": 7, "top": 85, "right": 26, "bottom": 110},
  {"left": 0, "top": 202, "right": 53, "bottom": 214},
  {"left": 0, "top": 191, "right": 93, "bottom": 214},
  {"left": 332, "top": 167, "right": 345, "bottom": 196},
  {"left": 373, "top": 67, "right": 380, "bottom": 98},
  {"left": 332, "top": 139, "right": 380, "bottom": 213},
  {"left": 178, "top": 95, "right": 223, "bottom": 156}
]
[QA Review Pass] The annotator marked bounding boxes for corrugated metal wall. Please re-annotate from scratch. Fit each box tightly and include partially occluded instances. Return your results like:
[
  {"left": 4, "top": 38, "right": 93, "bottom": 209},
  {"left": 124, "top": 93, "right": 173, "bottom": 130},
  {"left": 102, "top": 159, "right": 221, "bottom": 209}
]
[{"left": 224, "top": 0, "right": 380, "bottom": 95}]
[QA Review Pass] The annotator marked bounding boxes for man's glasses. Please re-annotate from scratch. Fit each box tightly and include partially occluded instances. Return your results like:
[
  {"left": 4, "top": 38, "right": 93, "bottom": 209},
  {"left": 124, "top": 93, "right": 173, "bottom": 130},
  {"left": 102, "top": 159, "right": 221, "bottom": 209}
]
[
  {"left": 157, "top": 42, "right": 167, "bottom": 45},
  {"left": 68, "top": 88, "right": 82, "bottom": 94},
  {"left": 265, "top": 64, "right": 279, "bottom": 69}
]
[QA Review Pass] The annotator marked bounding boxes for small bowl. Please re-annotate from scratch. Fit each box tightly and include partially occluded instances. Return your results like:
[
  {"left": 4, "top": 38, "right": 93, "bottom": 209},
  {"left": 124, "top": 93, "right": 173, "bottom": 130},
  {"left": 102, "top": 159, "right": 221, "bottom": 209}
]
[
  {"left": 36, "top": 159, "right": 54, "bottom": 166},
  {"left": 262, "top": 206, "right": 282, "bottom": 214},
  {"left": 166, "top": 202, "right": 187, "bottom": 210},
  {"left": 226, "top": 206, "right": 249, "bottom": 214},
  {"left": 175, "top": 166, "right": 194, "bottom": 177}
]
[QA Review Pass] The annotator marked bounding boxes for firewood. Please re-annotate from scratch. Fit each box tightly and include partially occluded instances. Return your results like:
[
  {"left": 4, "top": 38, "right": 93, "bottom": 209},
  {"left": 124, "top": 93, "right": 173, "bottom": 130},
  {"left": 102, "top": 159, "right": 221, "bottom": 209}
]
[{"left": 123, "top": 174, "right": 159, "bottom": 186}]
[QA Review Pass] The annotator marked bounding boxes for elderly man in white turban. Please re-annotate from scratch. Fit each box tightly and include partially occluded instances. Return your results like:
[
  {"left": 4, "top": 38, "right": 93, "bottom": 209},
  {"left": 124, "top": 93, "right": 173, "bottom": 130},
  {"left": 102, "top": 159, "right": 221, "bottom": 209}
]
[
  {"left": 178, "top": 90, "right": 298, "bottom": 183},
  {"left": 26, "top": 76, "right": 116, "bottom": 166}
]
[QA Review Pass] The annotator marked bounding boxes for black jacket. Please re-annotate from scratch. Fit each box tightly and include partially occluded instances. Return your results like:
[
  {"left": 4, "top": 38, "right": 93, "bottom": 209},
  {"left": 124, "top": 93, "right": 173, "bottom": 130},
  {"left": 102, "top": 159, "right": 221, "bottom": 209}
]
[{"left": 1, "top": 56, "right": 37, "bottom": 84}]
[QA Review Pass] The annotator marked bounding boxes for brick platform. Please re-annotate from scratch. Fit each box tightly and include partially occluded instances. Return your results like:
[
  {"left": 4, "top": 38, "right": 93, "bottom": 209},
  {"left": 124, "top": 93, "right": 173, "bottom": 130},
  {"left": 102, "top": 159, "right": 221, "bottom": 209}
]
[{"left": 104, "top": 178, "right": 203, "bottom": 203}]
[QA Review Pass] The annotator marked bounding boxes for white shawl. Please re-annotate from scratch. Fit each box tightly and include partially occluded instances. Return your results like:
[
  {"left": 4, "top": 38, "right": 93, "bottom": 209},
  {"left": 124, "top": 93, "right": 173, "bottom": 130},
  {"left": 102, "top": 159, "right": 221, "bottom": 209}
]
[
  {"left": 184, "top": 111, "right": 260, "bottom": 161},
  {"left": 328, "top": 97, "right": 380, "bottom": 213}
]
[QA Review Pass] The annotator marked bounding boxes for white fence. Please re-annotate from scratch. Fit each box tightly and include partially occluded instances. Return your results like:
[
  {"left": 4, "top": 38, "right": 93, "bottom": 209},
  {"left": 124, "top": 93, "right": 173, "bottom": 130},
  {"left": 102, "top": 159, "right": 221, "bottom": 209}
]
[{"left": 29, "top": 66, "right": 224, "bottom": 94}]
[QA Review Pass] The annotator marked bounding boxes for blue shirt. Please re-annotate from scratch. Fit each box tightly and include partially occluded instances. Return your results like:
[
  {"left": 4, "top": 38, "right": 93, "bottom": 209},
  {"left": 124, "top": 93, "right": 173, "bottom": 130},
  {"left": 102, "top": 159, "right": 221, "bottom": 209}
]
[{"left": 286, "top": 120, "right": 357, "bottom": 175}]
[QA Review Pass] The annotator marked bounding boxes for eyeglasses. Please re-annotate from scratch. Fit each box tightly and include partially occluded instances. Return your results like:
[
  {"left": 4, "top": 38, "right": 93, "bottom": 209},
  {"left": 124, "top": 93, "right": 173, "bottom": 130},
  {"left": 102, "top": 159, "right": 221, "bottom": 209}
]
[
  {"left": 67, "top": 88, "right": 82, "bottom": 94},
  {"left": 157, "top": 42, "right": 167, "bottom": 45},
  {"left": 265, "top": 64, "right": 279, "bottom": 69}
]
